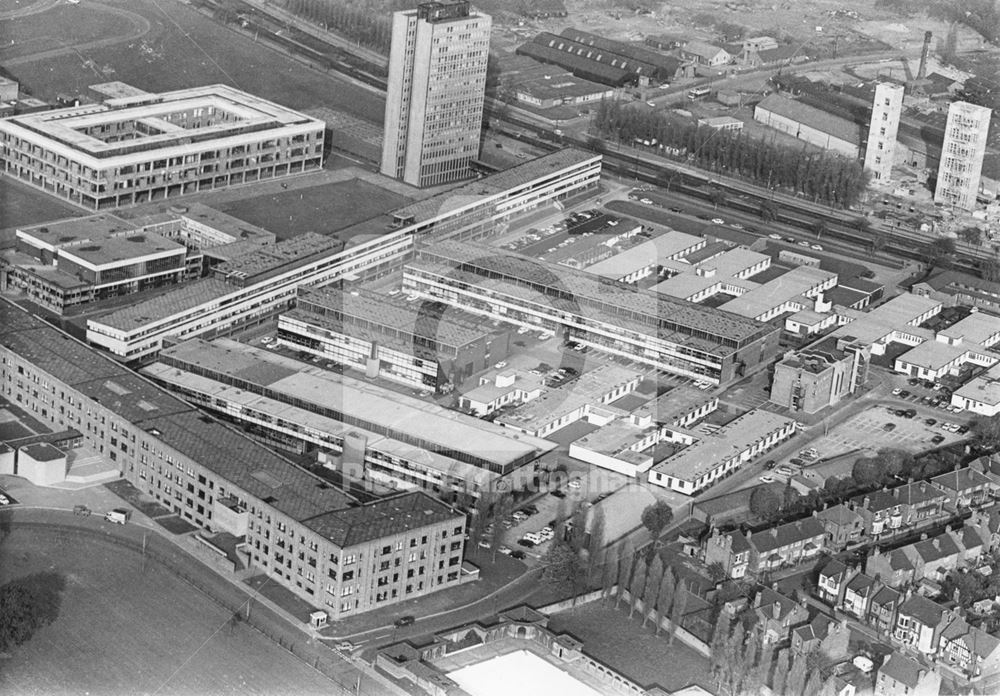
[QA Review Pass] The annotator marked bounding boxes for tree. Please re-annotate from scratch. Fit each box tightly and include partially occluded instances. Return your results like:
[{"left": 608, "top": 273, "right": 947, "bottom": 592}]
[
  {"left": 586, "top": 507, "right": 606, "bottom": 578},
  {"left": 981, "top": 258, "right": 1000, "bottom": 283},
  {"left": 707, "top": 562, "right": 727, "bottom": 583},
  {"left": 668, "top": 580, "right": 689, "bottom": 646},
  {"left": 811, "top": 218, "right": 828, "bottom": 239},
  {"left": 721, "top": 617, "right": 745, "bottom": 690},
  {"left": 772, "top": 648, "right": 790, "bottom": 695},
  {"left": 540, "top": 541, "right": 585, "bottom": 594},
  {"left": 710, "top": 187, "right": 727, "bottom": 209},
  {"left": 640, "top": 500, "right": 674, "bottom": 541},
  {"left": 971, "top": 414, "right": 1000, "bottom": 449},
  {"left": 629, "top": 555, "right": 648, "bottom": 619},
  {"left": 568, "top": 501, "right": 588, "bottom": 552},
  {"left": 601, "top": 543, "right": 619, "bottom": 604},
  {"left": 787, "top": 649, "right": 809, "bottom": 696},
  {"left": 802, "top": 668, "right": 823, "bottom": 696},
  {"left": 655, "top": 567, "right": 675, "bottom": 636},
  {"left": 490, "top": 493, "right": 513, "bottom": 560},
  {"left": 958, "top": 226, "right": 983, "bottom": 247},
  {"left": 615, "top": 543, "right": 633, "bottom": 609},
  {"left": 709, "top": 611, "right": 731, "bottom": 680},
  {"left": 760, "top": 199, "right": 779, "bottom": 222},
  {"left": 749, "top": 486, "right": 781, "bottom": 519},
  {"left": 642, "top": 554, "right": 664, "bottom": 627},
  {"left": 851, "top": 456, "right": 883, "bottom": 488},
  {"left": 871, "top": 229, "right": 887, "bottom": 255},
  {"left": 739, "top": 629, "right": 762, "bottom": 695},
  {"left": 925, "top": 237, "right": 956, "bottom": 269},
  {"left": 0, "top": 572, "right": 65, "bottom": 653}
]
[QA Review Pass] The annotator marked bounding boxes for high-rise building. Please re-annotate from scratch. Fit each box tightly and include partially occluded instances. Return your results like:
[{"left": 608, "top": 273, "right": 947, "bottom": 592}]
[
  {"left": 864, "top": 82, "right": 904, "bottom": 183},
  {"left": 380, "top": 1, "right": 491, "bottom": 188},
  {"left": 934, "top": 101, "right": 992, "bottom": 210}
]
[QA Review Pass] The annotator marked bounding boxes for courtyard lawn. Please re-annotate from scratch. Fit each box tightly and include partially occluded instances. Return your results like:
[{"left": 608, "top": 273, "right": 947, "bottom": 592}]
[
  {"left": 219, "top": 178, "right": 411, "bottom": 240},
  {"left": 0, "top": 526, "right": 339, "bottom": 696},
  {"left": 547, "top": 602, "right": 715, "bottom": 693}
]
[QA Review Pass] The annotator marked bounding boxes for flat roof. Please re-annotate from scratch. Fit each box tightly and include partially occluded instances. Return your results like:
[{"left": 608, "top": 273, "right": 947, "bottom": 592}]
[
  {"left": 584, "top": 231, "right": 705, "bottom": 278},
  {"left": 392, "top": 149, "right": 599, "bottom": 225},
  {"left": 497, "top": 365, "right": 641, "bottom": 432},
  {"left": 832, "top": 293, "right": 942, "bottom": 345},
  {"left": 60, "top": 233, "right": 186, "bottom": 268},
  {"left": 304, "top": 491, "right": 461, "bottom": 548},
  {"left": 937, "top": 312, "right": 1000, "bottom": 347},
  {"left": 17, "top": 213, "right": 135, "bottom": 247},
  {"left": 756, "top": 94, "right": 861, "bottom": 146},
  {"left": 177, "top": 203, "right": 276, "bottom": 243},
  {"left": 1, "top": 85, "right": 324, "bottom": 165},
  {"left": 140, "top": 363, "right": 495, "bottom": 484},
  {"left": 651, "top": 409, "right": 795, "bottom": 483},
  {"left": 897, "top": 338, "right": 973, "bottom": 370},
  {"left": 414, "top": 240, "right": 770, "bottom": 347},
  {"left": 721, "top": 265, "right": 836, "bottom": 319},
  {"left": 632, "top": 385, "right": 716, "bottom": 423},
  {"left": 296, "top": 286, "right": 495, "bottom": 350},
  {"left": 955, "top": 364, "right": 1000, "bottom": 406},
  {"left": 212, "top": 232, "right": 342, "bottom": 284},
  {"left": 572, "top": 420, "right": 655, "bottom": 459},
  {"left": 90, "top": 278, "right": 232, "bottom": 331},
  {"left": 20, "top": 442, "right": 65, "bottom": 462},
  {"left": 88, "top": 81, "right": 152, "bottom": 100},
  {"left": 158, "top": 338, "right": 555, "bottom": 469},
  {"left": 0, "top": 299, "right": 358, "bottom": 523}
]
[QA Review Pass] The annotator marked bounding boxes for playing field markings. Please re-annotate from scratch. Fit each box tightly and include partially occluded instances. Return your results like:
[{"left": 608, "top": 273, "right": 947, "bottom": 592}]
[{"left": 149, "top": 0, "right": 242, "bottom": 89}]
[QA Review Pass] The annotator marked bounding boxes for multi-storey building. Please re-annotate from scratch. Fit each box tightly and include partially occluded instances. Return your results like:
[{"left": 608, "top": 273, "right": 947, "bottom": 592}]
[
  {"left": 770, "top": 335, "right": 871, "bottom": 414},
  {"left": 404, "top": 240, "right": 781, "bottom": 386},
  {"left": 0, "top": 299, "right": 465, "bottom": 620},
  {"left": 277, "top": 286, "right": 510, "bottom": 392},
  {"left": 84, "top": 149, "right": 600, "bottom": 361},
  {"left": 381, "top": 1, "right": 491, "bottom": 187},
  {"left": 0, "top": 84, "right": 324, "bottom": 209},
  {"left": 864, "top": 82, "right": 905, "bottom": 183},
  {"left": 934, "top": 101, "right": 992, "bottom": 211},
  {"left": 875, "top": 653, "right": 941, "bottom": 696},
  {"left": 1, "top": 214, "right": 197, "bottom": 313},
  {"left": 142, "top": 337, "right": 555, "bottom": 496}
]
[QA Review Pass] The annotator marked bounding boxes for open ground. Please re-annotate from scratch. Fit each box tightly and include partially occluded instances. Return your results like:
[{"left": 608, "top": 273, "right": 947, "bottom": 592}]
[
  {"left": 546, "top": 602, "right": 714, "bottom": 693},
  {"left": 0, "top": 525, "right": 340, "bottom": 696},
  {"left": 219, "top": 178, "right": 411, "bottom": 241}
]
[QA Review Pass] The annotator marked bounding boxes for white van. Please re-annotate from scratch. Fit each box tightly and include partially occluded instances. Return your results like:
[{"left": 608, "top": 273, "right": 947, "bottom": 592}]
[{"left": 105, "top": 508, "right": 131, "bottom": 525}]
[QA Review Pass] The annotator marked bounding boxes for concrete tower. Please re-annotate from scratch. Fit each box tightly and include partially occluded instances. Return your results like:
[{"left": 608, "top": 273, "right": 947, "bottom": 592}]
[
  {"left": 934, "top": 101, "right": 992, "bottom": 211},
  {"left": 863, "top": 82, "right": 904, "bottom": 184},
  {"left": 380, "top": 1, "right": 492, "bottom": 188}
]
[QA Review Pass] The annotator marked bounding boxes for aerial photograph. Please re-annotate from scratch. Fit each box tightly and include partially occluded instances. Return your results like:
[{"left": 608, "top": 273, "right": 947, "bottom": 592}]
[{"left": 1, "top": 0, "right": 999, "bottom": 694}]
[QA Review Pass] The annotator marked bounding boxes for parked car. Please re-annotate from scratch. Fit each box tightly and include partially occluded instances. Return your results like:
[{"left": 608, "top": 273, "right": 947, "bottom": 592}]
[
  {"left": 925, "top": 418, "right": 938, "bottom": 426},
  {"left": 668, "top": 206, "right": 683, "bottom": 213},
  {"left": 883, "top": 423, "right": 897, "bottom": 432},
  {"left": 931, "top": 435, "right": 946, "bottom": 445},
  {"left": 510, "top": 550, "right": 527, "bottom": 560},
  {"left": 760, "top": 475, "right": 775, "bottom": 483},
  {"left": 550, "top": 489, "right": 566, "bottom": 498},
  {"left": 517, "top": 538, "right": 536, "bottom": 548},
  {"left": 394, "top": 615, "right": 416, "bottom": 627},
  {"left": 811, "top": 244, "right": 823, "bottom": 251},
  {"left": 711, "top": 218, "right": 725, "bottom": 225}
]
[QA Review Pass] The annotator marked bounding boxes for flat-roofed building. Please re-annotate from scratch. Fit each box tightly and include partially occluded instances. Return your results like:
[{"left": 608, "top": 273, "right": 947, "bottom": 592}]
[
  {"left": 651, "top": 247, "right": 771, "bottom": 304},
  {"left": 513, "top": 67, "right": 615, "bottom": 109},
  {"left": 0, "top": 299, "right": 466, "bottom": 621},
  {"left": 405, "top": 240, "right": 780, "bottom": 385},
  {"left": 83, "top": 149, "right": 601, "bottom": 361},
  {"left": 648, "top": 409, "right": 797, "bottom": 495},
  {"left": 0, "top": 84, "right": 325, "bottom": 209},
  {"left": 2, "top": 213, "right": 199, "bottom": 313},
  {"left": 720, "top": 265, "right": 838, "bottom": 322},
  {"left": 953, "top": 363, "right": 1000, "bottom": 416},
  {"left": 584, "top": 230, "right": 706, "bottom": 283},
  {"left": 277, "top": 286, "right": 511, "bottom": 392},
  {"left": 770, "top": 335, "right": 871, "bottom": 414},
  {"left": 754, "top": 94, "right": 861, "bottom": 158},
  {"left": 935, "top": 101, "right": 992, "bottom": 211},
  {"left": 381, "top": 1, "right": 491, "bottom": 187},
  {"left": 145, "top": 337, "right": 555, "bottom": 494}
]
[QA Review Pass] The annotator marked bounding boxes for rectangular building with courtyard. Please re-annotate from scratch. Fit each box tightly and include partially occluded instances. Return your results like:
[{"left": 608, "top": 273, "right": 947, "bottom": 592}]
[{"left": 0, "top": 84, "right": 325, "bottom": 209}]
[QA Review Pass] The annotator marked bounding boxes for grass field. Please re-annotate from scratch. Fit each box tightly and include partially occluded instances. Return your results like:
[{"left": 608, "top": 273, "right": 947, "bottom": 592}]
[
  {"left": 0, "top": 3, "right": 138, "bottom": 61},
  {"left": 547, "top": 603, "right": 714, "bottom": 693},
  {"left": 0, "top": 177, "right": 84, "bottom": 231},
  {"left": 0, "top": 526, "right": 339, "bottom": 696},
  {"left": 3, "top": 0, "right": 385, "bottom": 122},
  {"left": 219, "top": 178, "right": 411, "bottom": 240}
]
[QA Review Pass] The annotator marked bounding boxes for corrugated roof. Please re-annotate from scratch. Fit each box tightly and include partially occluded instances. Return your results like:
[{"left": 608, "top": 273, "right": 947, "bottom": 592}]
[{"left": 756, "top": 94, "right": 862, "bottom": 146}]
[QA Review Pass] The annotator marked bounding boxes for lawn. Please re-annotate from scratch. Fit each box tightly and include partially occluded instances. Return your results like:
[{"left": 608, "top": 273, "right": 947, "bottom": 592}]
[
  {"left": 0, "top": 177, "right": 84, "bottom": 231},
  {"left": 0, "top": 3, "right": 139, "bottom": 61},
  {"left": 546, "top": 603, "right": 714, "bottom": 694},
  {"left": 3, "top": 0, "right": 385, "bottom": 122},
  {"left": 219, "top": 178, "right": 411, "bottom": 240},
  {"left": 0, "top": 526, "right": 339, "bottom": 695}
]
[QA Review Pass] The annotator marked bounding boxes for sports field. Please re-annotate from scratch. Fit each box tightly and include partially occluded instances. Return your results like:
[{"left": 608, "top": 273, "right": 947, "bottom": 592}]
[
  {"left": 2, "top": 0, "right": 385, "bottom": 122},
  {"left": 0, "top": 526, "right": 339, "bottom": 696},
  {"left": 220, "top": 178, "right": 411, "bottom": 240}
]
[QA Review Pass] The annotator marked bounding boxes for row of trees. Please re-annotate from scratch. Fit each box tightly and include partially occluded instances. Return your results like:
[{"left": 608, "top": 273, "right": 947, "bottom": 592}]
[
  {"left": 591, "top": 99, "right": 870, "bottom": 209},
  {"left": 285, "top": 0, "right": 401, "bottom": 53}
]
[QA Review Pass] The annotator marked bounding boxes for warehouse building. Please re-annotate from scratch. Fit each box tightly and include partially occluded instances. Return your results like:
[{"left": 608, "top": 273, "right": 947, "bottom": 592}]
[{"left": 754, "top": 94, "right": 862, "bottom": 158}]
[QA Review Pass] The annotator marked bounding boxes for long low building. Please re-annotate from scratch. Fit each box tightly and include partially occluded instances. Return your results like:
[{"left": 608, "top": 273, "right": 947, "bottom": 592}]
[
  {"left": 404, "top": 239, "right": 781, "bottom": 385},
  {"left": 145, "top": 337, "right": 555, "bottom": 492},
  {"left": 648, "top": 409, "right": 797, "bottom": 495},
  {"left": 84, "top": 149, "right": 602, "bottom": 361},
  {"left": 0, "top": 299, "right": 466, "bottom": 622},
  {"left": 754, "top": 94, "right": 861, "bottom": 158},
  {"left": 0, "top": 84, "right": 325, "bottom": 210}
]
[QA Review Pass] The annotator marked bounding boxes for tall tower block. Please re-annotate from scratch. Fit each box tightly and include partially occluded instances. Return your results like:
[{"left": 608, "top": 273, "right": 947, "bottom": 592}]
[
  {"left": 934, "top": 101, "right": 992, "bottom": 211},
  {"left": 380, "top": 1, "right": 492, "bottom": 188},
  {"left": 863, "top": 82, "right": 904, "bottom": 184}
]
